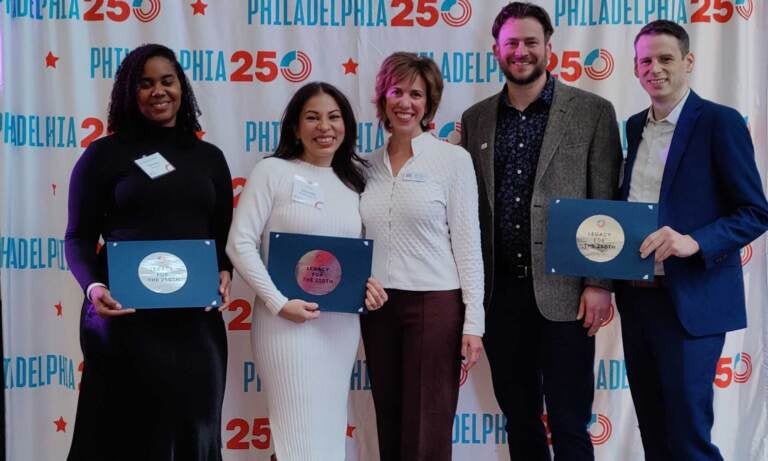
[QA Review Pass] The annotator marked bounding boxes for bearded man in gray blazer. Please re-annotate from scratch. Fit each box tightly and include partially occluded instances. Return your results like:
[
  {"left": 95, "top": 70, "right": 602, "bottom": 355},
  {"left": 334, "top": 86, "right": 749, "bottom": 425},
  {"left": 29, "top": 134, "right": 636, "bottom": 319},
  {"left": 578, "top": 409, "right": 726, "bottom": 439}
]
[{"left": 460, "top": 3, "right": 622, "bottom": 460}]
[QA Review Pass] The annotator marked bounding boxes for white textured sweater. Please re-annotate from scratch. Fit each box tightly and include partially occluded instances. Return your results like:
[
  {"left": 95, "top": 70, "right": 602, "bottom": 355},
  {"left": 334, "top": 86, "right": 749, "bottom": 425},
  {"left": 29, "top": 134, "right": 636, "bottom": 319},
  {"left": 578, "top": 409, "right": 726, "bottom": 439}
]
[{"left": 360, "top": 132, "right": 485, "bottom": 336}]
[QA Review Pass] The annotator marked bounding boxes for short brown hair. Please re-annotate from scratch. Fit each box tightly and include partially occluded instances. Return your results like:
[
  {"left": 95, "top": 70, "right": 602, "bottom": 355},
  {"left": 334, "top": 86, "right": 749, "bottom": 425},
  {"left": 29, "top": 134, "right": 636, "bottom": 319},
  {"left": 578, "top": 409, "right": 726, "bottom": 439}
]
[
  {"left": 492, "top": 2, "right": 554, "bottom": 42},
  {"left": 373, "top": 52, "right": 444, "bottom": 131},
  {"left": 634, "top": 20, "right": 690, "bottom": 56}
]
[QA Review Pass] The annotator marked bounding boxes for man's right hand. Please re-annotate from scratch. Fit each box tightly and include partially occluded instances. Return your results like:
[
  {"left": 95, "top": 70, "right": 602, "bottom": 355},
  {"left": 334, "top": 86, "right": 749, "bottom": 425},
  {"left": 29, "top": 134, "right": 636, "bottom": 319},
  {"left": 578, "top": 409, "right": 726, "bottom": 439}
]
[
  {"left": 278, "top": 299, "right": 320, "bottom": 323},
  {"left": 640, "top": 225, "right": 700, "bottom": 262}
]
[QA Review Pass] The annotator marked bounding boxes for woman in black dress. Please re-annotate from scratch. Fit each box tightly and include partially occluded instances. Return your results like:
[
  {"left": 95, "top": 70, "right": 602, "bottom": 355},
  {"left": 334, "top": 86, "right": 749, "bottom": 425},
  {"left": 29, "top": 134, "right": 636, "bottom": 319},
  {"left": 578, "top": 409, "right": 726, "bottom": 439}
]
[{"left": 64, "top": 44, "right": 233, "bottom": 461}]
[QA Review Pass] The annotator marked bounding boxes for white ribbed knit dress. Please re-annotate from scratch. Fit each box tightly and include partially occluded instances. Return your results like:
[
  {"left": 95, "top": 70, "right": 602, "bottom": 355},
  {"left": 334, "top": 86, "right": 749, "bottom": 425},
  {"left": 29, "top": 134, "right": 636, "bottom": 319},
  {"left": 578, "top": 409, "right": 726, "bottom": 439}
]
[{"left": 226, "top": 157, "right": 362, "bottom": 461}]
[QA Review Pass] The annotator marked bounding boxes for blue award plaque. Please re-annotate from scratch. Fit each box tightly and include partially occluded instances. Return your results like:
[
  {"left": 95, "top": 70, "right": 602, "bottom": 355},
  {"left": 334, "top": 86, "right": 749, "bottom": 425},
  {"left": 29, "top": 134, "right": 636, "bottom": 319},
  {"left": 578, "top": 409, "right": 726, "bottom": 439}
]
[
  {"left": 267, "top": 232, "right": 373, "bottom": 314},
  {"left": 107, "top": 239, "right": 221, "bottom": 308},
  {"left": 545, "top": 199, "right": 658, "bottom": 280}
]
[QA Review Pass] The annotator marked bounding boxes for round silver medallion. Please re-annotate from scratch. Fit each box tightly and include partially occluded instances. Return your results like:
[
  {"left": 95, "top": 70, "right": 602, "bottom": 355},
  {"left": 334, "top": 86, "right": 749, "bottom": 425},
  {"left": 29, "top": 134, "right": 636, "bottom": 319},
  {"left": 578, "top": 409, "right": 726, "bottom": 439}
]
[
  {"left": 138, "top": 252, "right": 188, "bottom": 294},
  {"left": 575, "top": 215, "right": 625, "bottom": 263}
]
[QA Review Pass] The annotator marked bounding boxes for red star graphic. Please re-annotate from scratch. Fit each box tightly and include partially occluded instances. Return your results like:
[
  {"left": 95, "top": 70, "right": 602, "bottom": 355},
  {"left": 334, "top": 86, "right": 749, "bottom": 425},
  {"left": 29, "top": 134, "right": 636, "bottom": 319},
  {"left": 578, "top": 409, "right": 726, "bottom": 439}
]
[
  {"left": 54, "top": 416, "right": 67, "bottom": 432},
  {"left": 195, "top": 130, "right": 206, "bottom": 139},
  {"left": 346, "top": 424, "right": 356, "bottom": 438},
  {"left": 190, "top": 0, "right": 208, "bottom": 15},
  {"left": 45, "top": 51, "right": 59, "bottom": 68},
  {"left": 342, "top": 58, "right": 359, "bottom": 75},
  {"left": 54, "top": 301, "right": 63, "bottom": 317}
]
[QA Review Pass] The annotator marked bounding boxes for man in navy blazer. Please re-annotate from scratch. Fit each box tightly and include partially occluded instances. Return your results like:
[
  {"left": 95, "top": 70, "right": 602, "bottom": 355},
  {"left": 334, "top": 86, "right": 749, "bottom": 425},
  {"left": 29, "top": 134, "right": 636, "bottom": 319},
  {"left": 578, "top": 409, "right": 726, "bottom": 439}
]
[{"left": 617, "top": 20, "right": 768, "bottom": 460}]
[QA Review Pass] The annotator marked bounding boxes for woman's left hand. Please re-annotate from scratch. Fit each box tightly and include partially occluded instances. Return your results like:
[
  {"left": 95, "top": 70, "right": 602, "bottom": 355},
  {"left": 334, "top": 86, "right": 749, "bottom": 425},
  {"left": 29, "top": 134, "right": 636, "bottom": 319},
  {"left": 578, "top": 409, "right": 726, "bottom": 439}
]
[
  {"left": 364, "top": 277, "right": 388, "bottom": 311},
  {"left": 461, "top": 334, "right": 483, "bottom": 371},
  {"left": 207, "top": 271, "right": 232, "bottom": 312}
]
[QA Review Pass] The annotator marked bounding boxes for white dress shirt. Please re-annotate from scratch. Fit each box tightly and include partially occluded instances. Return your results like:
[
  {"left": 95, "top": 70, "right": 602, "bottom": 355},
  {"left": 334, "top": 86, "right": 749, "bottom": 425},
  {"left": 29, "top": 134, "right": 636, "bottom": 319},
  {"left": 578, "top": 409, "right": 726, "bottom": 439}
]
[
  {"left": 360, "top": 132, "right": 484, "bottom": 336},
  {"left": 628, "top": 89, "right": 690, "bottom": 275}
]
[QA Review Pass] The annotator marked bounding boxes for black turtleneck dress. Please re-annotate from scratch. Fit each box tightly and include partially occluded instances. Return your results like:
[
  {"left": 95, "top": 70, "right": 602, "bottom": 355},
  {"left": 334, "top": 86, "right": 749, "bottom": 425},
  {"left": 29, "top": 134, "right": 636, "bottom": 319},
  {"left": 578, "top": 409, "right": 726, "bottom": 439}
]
[{"left": 64, "top": 126, "right": 233, "bottom": 461}]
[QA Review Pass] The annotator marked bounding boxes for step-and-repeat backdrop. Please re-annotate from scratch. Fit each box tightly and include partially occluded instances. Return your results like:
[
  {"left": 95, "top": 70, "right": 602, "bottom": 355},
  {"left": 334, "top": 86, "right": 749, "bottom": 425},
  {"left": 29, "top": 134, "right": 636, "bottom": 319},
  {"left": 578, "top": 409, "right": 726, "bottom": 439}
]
[{"left": 1, "top": 1, "right": 766, "bottom": 459}]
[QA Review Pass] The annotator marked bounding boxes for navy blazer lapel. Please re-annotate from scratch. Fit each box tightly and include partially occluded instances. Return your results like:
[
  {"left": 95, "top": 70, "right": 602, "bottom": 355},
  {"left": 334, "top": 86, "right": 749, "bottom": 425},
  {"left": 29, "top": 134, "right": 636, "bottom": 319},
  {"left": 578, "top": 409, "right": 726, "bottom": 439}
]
[
  {"left": 659, "top": 91, "right": 704, "bottom": 202},
  {"left": 621, "top": 110, "right": 648, "bottom": 200}
]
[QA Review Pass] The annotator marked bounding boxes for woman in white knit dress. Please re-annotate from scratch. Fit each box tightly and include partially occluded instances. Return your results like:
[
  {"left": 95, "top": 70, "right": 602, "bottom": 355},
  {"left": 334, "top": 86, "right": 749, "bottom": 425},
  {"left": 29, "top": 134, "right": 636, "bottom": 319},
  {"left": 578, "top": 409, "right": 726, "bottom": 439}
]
[{"left": 226, "top": 82, "right": 387, "bottom": 460}]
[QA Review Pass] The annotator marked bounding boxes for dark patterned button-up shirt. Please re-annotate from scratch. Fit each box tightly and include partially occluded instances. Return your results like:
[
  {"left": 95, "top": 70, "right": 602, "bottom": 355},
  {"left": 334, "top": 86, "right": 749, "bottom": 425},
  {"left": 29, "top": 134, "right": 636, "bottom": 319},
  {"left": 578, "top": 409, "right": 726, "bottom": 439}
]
[{"left": 493, "top": 76, "right": 554, "bottom": 270}]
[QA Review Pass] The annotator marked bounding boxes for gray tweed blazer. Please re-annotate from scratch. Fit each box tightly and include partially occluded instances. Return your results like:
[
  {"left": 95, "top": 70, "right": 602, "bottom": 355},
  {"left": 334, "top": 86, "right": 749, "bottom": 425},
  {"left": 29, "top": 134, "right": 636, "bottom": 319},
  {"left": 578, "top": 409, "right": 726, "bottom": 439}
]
[{"left": 460, "top": 79, "right": 622, "bottom": 321}]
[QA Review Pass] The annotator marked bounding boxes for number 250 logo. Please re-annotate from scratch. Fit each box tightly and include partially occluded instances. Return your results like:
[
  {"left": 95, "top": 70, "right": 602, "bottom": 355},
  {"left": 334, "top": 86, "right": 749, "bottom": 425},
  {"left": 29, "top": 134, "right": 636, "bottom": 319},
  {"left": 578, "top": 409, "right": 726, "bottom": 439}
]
[
  {"left": 547, "top": 49, "right": 615, "bottom": 82},
  {"left": 84, "top": 0, "right": 162, "bottom": 23},
  {"left": 230, "top": 50, "right": 312, "bottom": 84},
  {"left": 691, "top": 0, "right": 754, "bottom": 22},
  {"left": 391, "top": 0, "right": 472, "bottom": 27}
]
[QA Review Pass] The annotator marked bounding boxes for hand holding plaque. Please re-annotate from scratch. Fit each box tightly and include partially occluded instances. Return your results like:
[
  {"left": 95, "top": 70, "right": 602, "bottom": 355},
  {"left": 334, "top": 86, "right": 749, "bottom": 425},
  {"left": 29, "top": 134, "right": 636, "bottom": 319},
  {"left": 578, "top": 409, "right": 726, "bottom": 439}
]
[
  {"left": 277, "top": 299, "right": 321, "bottom": 323},
  {"left": 107, "top": 239, "right": 222, "bottom": 309},
  {"left": 639, "top": 225, "right": 701, "bottom": 262},
  {"left": 267, "top": 232, "right": 373, "bottom": 314},
  {"left": 89, "top": 285, "right": 135, "bottom": 317},
  {"left": 545, "top": 199, "right": 658, "bottom": 280}
]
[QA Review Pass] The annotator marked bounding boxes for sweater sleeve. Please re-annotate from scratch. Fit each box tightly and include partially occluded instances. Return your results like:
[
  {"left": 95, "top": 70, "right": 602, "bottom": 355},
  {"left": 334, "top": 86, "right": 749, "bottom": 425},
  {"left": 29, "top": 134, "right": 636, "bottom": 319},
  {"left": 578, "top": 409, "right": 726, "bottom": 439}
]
[
  {"left": 64, "top": 140, "right": 109, "bottom": 293},
  {"left": 226, "top": 159, "right": 289, "bottom": 315},
  {"left": 447, "top": 147, "right": 485, "bottom": 336},
  {"left": 208, "top": 145, "right": 234, "bottom": 273}
]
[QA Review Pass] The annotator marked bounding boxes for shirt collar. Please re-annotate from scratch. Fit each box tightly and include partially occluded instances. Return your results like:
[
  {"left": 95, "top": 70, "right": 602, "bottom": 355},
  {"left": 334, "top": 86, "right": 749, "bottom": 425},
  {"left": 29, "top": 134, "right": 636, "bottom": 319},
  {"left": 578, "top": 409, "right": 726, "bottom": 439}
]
[
  {"left": 382, "top": 131, "right": 433, "bottom": 171},
  {"left": 409, "top": 131, "right": 435, "bottom": 157},
  {"left": 646, "top": 89, "right": 690, "bottom": 126},
  {"left": 500, "top": 72, "right": 555, "bottom": 111}
]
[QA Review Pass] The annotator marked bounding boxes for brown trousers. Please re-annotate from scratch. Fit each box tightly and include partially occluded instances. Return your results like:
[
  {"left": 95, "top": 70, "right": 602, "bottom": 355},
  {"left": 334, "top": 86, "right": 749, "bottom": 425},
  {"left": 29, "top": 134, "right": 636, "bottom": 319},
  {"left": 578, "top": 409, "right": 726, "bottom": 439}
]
[{"left": 361, "top": 289, "right": 464, "bottom": 461}]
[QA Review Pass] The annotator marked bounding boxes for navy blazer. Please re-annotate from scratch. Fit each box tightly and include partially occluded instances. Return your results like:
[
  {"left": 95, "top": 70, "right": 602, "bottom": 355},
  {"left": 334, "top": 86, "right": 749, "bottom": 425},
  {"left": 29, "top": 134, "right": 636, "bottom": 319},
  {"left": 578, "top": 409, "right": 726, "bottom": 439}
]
[{"left": 621, "top": 91, "right": 768, "bottom": 336}]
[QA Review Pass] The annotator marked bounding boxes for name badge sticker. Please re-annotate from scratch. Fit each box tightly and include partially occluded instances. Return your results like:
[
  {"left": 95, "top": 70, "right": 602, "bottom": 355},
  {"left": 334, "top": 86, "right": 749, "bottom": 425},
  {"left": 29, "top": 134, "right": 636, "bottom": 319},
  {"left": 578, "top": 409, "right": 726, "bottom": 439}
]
[
  {"left": 292, "top": 174, "right": 325, "bottom": 209},
  {"left": 402, "top": 171, "right": 427, "bottom": 182},
  {"left": 134, "top": 152, "right": 176, "bottom": 179}
]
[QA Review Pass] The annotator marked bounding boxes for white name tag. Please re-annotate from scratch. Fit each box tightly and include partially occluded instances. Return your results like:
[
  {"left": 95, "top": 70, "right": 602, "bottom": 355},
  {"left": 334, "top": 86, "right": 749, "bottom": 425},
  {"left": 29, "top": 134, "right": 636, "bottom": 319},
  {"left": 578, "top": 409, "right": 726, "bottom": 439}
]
[
  {"left": 134, "top": 152, "right": 175, "bottom": 179},
  {"left": 292, "top": 174, "right": 324, "bottom": 209},
  {"left": 402, "top": 171, "right": 427, "bottom": 182}
]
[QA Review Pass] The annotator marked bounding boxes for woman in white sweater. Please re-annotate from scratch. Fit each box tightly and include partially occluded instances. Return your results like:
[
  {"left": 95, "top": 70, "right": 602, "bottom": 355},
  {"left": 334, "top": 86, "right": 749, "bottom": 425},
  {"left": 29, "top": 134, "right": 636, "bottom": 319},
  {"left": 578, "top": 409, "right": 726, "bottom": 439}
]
[
  {"left": 226, "top": 82, "right": 387, "bottom": 460},
  {"left": 359, "top": 52, "right": 485, "bottom": 461}
]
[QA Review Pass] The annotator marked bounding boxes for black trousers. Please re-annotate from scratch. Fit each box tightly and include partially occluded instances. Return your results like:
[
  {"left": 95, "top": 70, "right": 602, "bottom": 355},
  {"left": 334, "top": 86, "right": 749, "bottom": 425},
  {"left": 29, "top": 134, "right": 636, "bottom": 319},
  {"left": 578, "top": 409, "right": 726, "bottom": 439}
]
[{"left": 484, "top": 277, "right": 595, "bottom": 461}]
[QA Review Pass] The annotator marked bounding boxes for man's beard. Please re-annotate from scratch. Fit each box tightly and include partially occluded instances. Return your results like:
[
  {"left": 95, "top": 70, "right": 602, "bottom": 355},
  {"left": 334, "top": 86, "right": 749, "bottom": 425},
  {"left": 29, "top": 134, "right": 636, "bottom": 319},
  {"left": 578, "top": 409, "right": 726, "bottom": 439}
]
[{"left": 502, "top": 58, "right": 547, "bottom": 85}]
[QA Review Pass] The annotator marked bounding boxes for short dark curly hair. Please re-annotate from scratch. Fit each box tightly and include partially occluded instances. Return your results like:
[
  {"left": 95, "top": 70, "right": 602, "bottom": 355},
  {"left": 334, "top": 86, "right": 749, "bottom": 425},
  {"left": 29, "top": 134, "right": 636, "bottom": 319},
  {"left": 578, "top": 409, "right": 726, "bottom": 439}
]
[
  {"left": 492, "top": 2, "right": 554, "bottom": 42},
  {"left": 107, "top": 43, "right": 201, "bottom": 139}
]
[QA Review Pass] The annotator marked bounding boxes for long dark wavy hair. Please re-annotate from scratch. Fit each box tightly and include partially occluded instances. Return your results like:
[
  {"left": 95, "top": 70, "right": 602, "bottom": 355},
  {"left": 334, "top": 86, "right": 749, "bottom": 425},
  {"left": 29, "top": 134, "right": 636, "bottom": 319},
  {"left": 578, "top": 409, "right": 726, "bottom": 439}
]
[
  {"left": 107, "top": 43, "right": 201, "bottom": 141},
  {"left": 274, "top": 82, "right": 368, "bottom": 193}
]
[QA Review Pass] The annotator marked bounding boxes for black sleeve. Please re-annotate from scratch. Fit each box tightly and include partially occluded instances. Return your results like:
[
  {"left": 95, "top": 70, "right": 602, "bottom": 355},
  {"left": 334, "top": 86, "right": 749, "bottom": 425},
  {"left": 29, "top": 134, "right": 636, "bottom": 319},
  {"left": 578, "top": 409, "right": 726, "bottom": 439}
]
[{"left": 64, "top": 140, "right": 110, "bottom": 292}]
